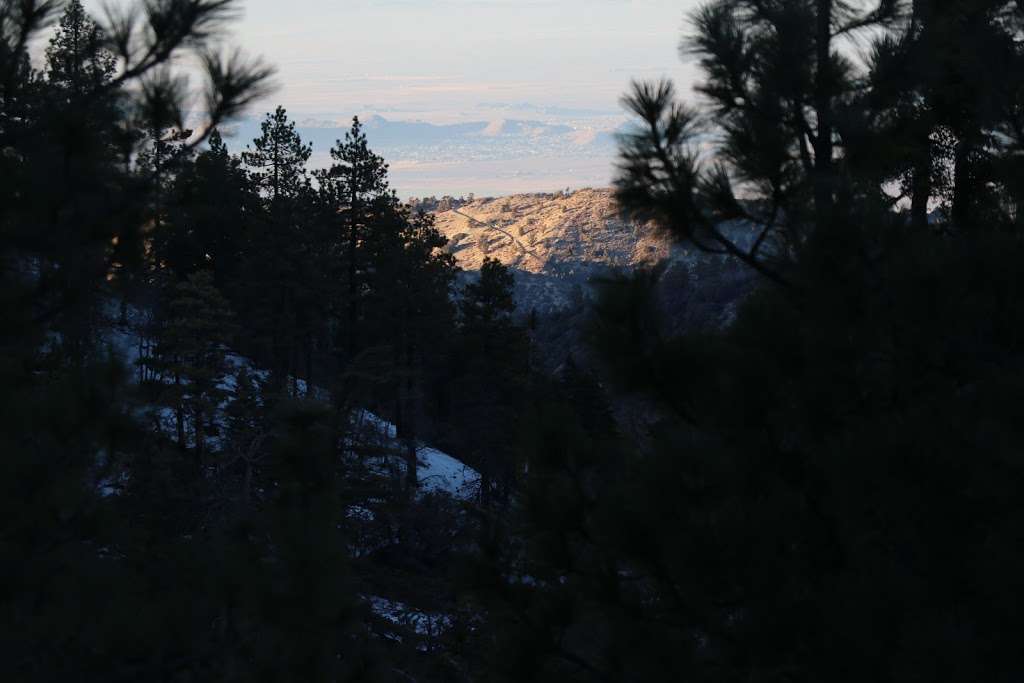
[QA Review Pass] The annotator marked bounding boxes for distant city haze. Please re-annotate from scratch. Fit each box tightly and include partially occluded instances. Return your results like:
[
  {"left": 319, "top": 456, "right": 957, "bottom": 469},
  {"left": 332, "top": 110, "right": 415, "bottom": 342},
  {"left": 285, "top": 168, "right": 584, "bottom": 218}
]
[{"left": 85, "top": 0, "right": 703, "bottom": 196}]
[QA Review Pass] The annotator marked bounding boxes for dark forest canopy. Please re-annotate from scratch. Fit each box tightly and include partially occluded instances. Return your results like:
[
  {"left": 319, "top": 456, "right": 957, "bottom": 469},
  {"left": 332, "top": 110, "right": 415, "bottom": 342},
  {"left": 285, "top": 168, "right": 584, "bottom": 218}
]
[{"left": 2, "top": 0, "right": 1024, "bottom": 680}]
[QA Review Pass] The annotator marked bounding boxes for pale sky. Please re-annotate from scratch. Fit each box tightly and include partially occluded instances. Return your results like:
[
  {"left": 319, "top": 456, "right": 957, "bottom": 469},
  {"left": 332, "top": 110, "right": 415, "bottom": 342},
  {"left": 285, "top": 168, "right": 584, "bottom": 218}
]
[
  {"left": 222, "top": 0, "right": 702, "bottom": 120},
  {"left": 75, "top": 0, "right": 706, "bottom": 195}
]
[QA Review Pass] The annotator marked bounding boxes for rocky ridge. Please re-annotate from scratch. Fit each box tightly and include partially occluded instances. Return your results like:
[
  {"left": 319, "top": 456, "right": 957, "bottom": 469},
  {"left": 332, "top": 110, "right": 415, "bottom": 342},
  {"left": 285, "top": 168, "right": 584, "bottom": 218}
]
[
  {"left": 433, "top": 188, "right": 668, "bottom": 275},
  {"left": 432, "top": 188, "right": 672, "bottom": 314},
  {"left": 432, "top": 188, "right": 757, "bottom": 335}
]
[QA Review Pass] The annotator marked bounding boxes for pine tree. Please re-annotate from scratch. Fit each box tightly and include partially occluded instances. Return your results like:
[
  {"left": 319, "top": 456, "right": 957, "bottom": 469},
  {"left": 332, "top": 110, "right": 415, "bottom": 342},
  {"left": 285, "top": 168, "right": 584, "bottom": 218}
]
[
  {"left": 223, "top": 366, "right": 268, "bottom": 511},
  {"left": 45, "top": 0, "right": 116, "bottom": 96},
  {"left": 460, "top": 257, "right": 516, "bottom": 330},
  {"left": 21, "top": 0, "right": 128, "bottom": 364},
  {"left": 614, "top": 0, "right": 901, "bottom": 287},
  {"left": 358, "top": 205, "right": 458, "bottom": 493},
  {"left": 241, "top": 400, "right": 384, "bottom": 679},
  {"left": 0, "top": 2, "right": 273, "bottom": 678},
  {"left": 160, "top": 128, "right": 258, "bottom": 286},
  {"left": 450, "top": 258, "right": 527, "bottom": 505},
  {"left": 146, "top": 271, "right": 236, "bottom": 463},
  {"left": 240, "top": 107, "right": 318, "bottom": 390},
  {"left": 902, "top": 0, "right": 1018, "bottom": 230},
  {"left": 842, "top": 1, "right": 1024, "bottom": 231},
  {"left": 489, "top": 3, "right": 1024, "bottom": 680},
  {"left": 316, "top": 116, "right": 392, "bottom": 361},
  {"left": 242, "top": 105, "right": 312, "bottom": 205}
]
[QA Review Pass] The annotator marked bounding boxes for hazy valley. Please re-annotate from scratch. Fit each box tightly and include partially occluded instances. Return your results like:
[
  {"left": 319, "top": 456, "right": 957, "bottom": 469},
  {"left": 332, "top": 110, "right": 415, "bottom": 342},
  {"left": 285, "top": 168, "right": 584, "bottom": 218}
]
[{"left": 221, "top": 113, "right": 624, "bottom": 196}]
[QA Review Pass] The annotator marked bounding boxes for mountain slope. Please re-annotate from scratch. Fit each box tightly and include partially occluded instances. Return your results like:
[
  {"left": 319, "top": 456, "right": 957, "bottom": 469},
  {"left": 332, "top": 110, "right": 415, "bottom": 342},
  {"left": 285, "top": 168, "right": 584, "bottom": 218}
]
[
  {"left": 434, "top": 188, "right": 666, "bottom": 274},
  {"left": 433, "top": 188, "right": 676, "bottom": 314},
  {"left": 432, "top": 188, "right": 758, "bottom": 336}
]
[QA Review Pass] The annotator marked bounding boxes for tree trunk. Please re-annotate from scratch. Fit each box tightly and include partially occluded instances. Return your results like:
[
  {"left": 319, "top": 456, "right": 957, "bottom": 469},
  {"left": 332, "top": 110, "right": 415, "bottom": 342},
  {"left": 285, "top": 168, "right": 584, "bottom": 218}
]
[
  {"left": 175, "top": 375, "right": 186, "bottom": 449},
  {"left": 403, "top": 335, "right": 419, "bottom": 495},
  {"left": 289, "top": 336, "right": 298, "bottom": 398},
  {"left": 480, "top": 469, "right": 491, "bottom": 508},
  {"left": 910, "top": 126, "right": 932, "bottom": 229},
  {"left": 813, "top": 0, "right": 835, "bottom": 227},
  {"left": 242, "top": 460, "right": 253, "bottom": 509},
  {"left": 404, "top": 435, "right": 418, "bottom": 495},
  {"left": 346, "top": 196, "right": 359, "bottom": 360},
  {"left": 271, "top": 288, "right": 289, "bottom": 393},
  {"left": 194, "top": 406, "right": 205, "bottom": 467},
  {"left": 952, "top": 136, "right": 973, "bottom": 229},
  {"left": 138, "top": 336, "right": 146, "bottom": 383},
  {"left": 304, "top": 332, "right": 314, "bottom": 397}
]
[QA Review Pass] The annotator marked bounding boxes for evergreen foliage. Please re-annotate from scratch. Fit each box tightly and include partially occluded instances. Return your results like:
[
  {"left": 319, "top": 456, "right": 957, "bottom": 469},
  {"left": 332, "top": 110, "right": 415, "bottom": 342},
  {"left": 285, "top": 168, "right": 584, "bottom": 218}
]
[
  {"left": 242, "top": 105, "right": 312, "bottom": 204},
  {"left": 144, "top": 270, "right": 236, "bottom": 459},
  {"left": 161, "top": 129, "right": 257, "bottom": 287},
  {"left": 316, "top": 115, "right": 394, "bottom": 363},
  {"left": 488, "top": 1, "right": 1024, "bottom": 680},
  {"left": 449, "top": 257, "right": 528, "bottom": 504},
  {"left": 4, "top": 0, "right": 1024, "bottom": 679},
  {"left": 239, "top": 106, "right": 319, "bottom": 391},
  {"left": 45, "top": 0, "right": 116, "bottom": 93}
]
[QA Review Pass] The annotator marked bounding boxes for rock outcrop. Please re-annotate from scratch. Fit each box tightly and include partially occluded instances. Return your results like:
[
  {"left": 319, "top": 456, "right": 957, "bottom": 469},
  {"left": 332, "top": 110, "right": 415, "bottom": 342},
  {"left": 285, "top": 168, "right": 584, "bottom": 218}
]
[
  {"left": 432, "top": 188, "right": 759, "bottom": 335},
  {"left": 433, "top": 188, "right": 672, "bottom": 314}
]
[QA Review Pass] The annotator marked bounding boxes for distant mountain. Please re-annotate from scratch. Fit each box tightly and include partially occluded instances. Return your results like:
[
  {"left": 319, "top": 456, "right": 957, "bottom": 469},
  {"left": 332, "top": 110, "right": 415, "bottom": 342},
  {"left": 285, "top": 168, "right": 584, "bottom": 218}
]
[
  {"left": 219, "top": 114, "right": 620, "bottom": 160},
  {"left": 433, "top": 188, "right": 668, "bottom": 280},
  {"left": 476, "top": 101, "right": 621, "bottom": 118},
  {"left": 432, "top": 189, "right": 759, "bottom": 344}
]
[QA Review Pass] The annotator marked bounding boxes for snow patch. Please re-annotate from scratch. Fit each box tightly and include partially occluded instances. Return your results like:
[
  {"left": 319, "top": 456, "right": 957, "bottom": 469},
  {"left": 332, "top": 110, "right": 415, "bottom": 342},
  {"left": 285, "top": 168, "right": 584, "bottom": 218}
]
[
  {"left": 353, "top": 411, "right": 480, "bottom": 500},
  {"left": 365, "top": 594, "right": 453, "bottom": 640},
  {"left": 417, "top": 446, "right": 479, "bottom": 499}
]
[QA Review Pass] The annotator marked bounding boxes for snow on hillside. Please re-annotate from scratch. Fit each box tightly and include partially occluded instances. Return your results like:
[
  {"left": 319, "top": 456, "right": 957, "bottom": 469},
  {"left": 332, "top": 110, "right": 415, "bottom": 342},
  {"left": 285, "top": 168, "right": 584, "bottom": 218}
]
[
  {"left": 417, "top": 445, "right": 479, "bottom": 499},
  {"left": 353, "top": 410, "right": 480, "bottom": 500},
  {"left": 99, "top": 304, "right": 479, "bottom": 500},
  {"left": 365, "top": 595, "right": 453, "bottom": 644},
  {"left": 96, "top": 304, "right": 476, "bottom": 644}
]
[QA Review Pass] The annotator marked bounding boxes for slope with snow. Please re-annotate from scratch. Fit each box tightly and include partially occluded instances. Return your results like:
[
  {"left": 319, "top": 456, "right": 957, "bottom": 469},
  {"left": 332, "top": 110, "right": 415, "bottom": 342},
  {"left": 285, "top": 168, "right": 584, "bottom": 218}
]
[
  {"left": 100, "top": 304, "right": 480, "bottom": 501},
  {"left": 352, "top": 410, "right": 480, "bottom": 500}
]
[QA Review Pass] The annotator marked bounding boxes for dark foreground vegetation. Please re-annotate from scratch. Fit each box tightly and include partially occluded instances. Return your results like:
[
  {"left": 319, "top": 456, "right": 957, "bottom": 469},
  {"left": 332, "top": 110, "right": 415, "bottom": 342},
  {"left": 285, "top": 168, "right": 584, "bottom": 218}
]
[{"left": 3, "top": 0, "right": 1024, "bottom": 680}]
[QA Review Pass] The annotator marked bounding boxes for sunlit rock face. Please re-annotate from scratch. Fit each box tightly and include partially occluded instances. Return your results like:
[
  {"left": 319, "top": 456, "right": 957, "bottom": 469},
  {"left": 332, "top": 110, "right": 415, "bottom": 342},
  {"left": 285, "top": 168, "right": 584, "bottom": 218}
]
[
  {"left": 433, "top": 188, "right": 668, "bottom": 276},
  {"left": 431, "top": 188, "right": 760, "bottom": 336},
  {"left": 433, "top": 188, "right": 667, "bottom": 316}
]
